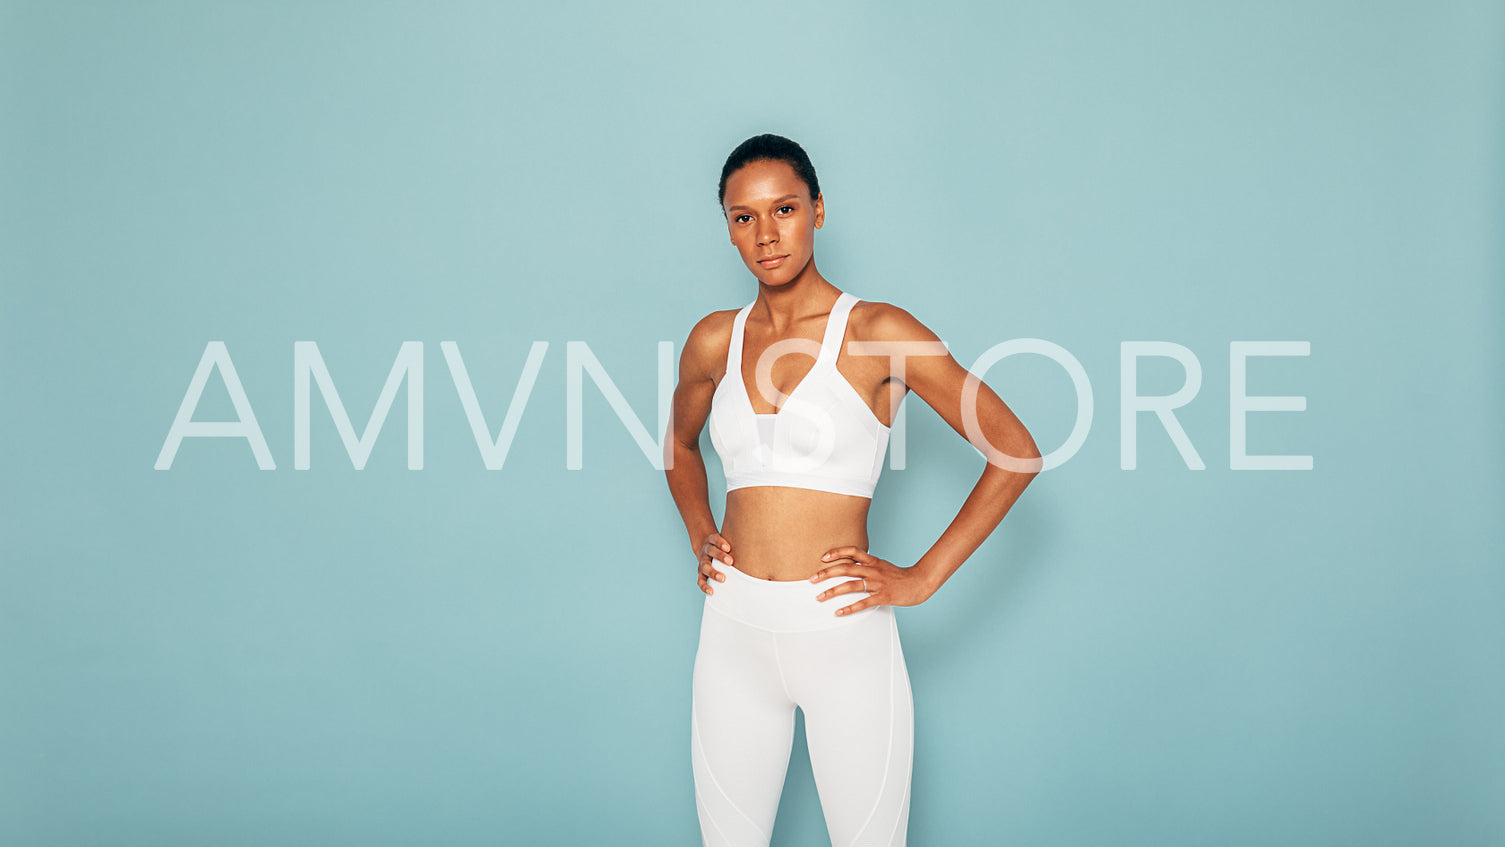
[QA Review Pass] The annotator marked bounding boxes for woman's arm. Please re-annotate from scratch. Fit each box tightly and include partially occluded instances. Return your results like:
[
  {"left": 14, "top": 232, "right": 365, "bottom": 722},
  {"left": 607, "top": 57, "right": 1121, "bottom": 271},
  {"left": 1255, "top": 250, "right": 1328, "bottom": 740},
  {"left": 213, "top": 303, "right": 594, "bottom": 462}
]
[
  {"left": 898, "top": 306, "right": 1041, "bottom": 595},
  {"left": 664, "top": 312, "right": 736, "bottom": 593},
  {"left": 812, "top": 303, "right": 1042, "bottom": 611}
]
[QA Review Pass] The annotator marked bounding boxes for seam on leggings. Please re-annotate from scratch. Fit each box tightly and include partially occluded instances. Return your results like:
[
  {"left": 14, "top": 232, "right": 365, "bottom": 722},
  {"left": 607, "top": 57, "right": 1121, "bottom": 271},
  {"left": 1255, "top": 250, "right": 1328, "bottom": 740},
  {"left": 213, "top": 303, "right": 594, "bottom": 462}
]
[
  {"left": 884, "top": 759, "right": 912, "bottom": 847},
  {"left": 694, "top": 787, "right": 736, "bottom": 847},
  {"left": 878, "top": 616, "right": 915, "bottom": 847},
  {"left": 692, "top": 698, "right": 771, "bottom": 844},
  {"left": 705, "top": 600, "right": 781, "bottom": 633},
  {"left": 769, "top": 633, "right": 796, "bottom": 704},
  {"left": 704, "top": 596, "right": 866, "bottom": 634},
  {"left": 849, "top": 610, "right": 898, "bottom": 846},
  {"left": 882, "top": 612, "right": 913, "bottom": 847}
]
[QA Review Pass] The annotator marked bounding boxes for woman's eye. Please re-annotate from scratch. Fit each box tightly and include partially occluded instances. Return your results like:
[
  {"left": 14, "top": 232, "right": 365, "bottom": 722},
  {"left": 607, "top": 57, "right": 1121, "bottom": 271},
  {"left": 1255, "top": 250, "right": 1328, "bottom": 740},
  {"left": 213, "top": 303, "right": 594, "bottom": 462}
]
[
  {"left": 735, "top": 214, "right": 752, "bottom": 224},
  {"left": 778, "top": 206, "right": 794, "bottom": 214}
]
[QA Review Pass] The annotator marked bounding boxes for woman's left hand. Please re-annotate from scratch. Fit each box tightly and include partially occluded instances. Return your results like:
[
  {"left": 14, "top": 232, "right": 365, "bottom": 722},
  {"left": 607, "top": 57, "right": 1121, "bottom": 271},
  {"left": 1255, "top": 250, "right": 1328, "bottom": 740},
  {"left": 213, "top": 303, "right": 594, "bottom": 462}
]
[{"left": 810, "top": 547, "right": 936, "bottom": 616}]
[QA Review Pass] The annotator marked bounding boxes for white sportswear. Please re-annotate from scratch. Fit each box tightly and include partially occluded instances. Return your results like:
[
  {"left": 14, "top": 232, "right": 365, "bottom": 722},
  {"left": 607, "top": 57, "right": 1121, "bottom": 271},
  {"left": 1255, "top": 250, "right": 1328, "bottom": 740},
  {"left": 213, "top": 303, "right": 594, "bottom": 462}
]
[
  {"left": 707, "top": 291, "right": 891, "bottom": 499},
  {"left": 691, "top": 560, "right": 914, "bottom": 846}
]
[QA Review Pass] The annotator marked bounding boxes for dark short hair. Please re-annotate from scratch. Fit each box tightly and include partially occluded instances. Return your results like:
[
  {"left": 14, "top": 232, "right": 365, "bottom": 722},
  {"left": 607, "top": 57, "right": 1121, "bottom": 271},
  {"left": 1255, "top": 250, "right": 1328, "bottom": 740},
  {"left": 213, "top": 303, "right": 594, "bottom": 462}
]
[{"left": 717, "top": 134, "right": 821, "bottom": 210}]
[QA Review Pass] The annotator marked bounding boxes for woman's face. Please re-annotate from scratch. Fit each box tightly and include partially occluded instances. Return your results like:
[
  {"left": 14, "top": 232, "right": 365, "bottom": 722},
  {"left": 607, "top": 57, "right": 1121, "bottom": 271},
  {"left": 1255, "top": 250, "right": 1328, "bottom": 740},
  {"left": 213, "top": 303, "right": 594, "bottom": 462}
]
[{"left": 722, "top": 159, "right": 824, "bottom": 287}]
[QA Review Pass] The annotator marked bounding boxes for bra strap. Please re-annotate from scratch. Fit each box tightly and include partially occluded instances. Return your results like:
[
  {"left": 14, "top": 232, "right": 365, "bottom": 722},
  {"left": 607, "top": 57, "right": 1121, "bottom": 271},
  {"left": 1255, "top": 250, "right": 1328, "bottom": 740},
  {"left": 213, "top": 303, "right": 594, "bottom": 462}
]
[
  {"left": 816, "top": 292, "right": 859, "bottom": 366},
  {"left": 727, "top": 302, "right": 754, "bottom": 376}
]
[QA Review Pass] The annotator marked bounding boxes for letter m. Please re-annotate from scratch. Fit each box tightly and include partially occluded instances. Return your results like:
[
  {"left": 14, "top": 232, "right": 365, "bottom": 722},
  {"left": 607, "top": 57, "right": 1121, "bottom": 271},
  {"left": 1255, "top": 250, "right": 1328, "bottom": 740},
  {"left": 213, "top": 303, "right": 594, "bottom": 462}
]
[{"left": 294, "top": 341, "right": 424, "bottom": 470}]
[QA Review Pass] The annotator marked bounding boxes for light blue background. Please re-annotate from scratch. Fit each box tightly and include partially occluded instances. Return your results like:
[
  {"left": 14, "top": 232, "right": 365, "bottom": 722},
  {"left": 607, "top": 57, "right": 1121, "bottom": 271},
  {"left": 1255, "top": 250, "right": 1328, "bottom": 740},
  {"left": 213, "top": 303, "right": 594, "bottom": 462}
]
[{"left": 3, "top": 1, "right": 1502, "bottom": 845}]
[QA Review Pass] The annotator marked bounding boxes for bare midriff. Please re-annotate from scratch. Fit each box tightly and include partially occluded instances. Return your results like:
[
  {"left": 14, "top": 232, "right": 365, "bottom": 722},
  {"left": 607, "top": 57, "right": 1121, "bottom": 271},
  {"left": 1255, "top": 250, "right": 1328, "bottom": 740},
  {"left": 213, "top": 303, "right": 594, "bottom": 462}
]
[{"left": 720, "top": 486, "right": 872, "bottom": 581}]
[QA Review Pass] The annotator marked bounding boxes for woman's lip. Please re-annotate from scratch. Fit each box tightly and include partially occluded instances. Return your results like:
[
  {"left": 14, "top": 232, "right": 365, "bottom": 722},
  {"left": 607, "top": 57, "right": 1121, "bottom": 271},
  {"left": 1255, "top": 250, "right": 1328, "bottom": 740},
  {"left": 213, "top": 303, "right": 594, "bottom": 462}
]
[{"left": 758, "top": 255, "right": 788, "bottom": 268}]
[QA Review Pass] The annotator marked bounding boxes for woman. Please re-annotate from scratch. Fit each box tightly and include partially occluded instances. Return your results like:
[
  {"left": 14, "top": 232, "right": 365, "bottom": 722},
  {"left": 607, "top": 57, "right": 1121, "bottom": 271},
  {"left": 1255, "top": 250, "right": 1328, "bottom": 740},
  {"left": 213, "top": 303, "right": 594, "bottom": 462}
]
[{"left": 664, "top": 134, "right": 1041, "bottom": 846}]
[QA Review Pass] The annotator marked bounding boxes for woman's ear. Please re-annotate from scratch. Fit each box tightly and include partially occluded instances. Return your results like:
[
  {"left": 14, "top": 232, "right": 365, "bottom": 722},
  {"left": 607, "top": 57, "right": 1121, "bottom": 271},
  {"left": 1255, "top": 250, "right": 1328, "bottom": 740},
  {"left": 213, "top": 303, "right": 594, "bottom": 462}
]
[{"left": 814, "top": 193, "right": 825, "bottom": 228}]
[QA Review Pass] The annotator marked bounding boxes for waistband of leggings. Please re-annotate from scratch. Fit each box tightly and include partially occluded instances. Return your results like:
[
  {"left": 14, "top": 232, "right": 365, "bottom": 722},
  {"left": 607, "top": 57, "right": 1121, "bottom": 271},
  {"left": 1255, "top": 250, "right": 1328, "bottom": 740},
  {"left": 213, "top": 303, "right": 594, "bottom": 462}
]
[{"left": 704, "top": 561, "right": 882, "bottom": 632}]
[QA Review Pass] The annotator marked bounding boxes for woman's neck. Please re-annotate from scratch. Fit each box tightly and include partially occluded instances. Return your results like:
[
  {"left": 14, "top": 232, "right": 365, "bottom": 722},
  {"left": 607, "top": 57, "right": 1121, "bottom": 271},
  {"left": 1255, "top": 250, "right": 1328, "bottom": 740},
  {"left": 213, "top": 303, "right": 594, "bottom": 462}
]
[{"left": 753, "top": 268, "right": 839, "bottom": 331}]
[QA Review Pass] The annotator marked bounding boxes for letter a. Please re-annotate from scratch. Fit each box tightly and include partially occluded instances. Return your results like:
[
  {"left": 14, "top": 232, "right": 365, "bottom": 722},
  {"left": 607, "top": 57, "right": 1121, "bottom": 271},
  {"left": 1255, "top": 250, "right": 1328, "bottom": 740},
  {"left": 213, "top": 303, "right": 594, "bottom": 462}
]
[{"left": 155, "top": 341, "right": 275, "bottom": 469}]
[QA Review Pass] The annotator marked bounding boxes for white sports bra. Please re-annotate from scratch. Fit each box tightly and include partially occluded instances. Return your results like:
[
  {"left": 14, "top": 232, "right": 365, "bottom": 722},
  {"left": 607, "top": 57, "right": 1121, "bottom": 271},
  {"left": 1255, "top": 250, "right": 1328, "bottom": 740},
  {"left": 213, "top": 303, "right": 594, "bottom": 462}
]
[{"left": 708, "top": 292, "right": 891, "bottom": 499}]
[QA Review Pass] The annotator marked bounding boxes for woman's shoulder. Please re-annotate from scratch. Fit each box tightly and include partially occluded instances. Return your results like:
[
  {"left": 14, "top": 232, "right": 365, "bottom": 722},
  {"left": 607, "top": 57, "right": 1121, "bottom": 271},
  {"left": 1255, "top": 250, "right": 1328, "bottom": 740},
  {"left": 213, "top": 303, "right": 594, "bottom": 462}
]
[
  {"left": 848, "top": 297, "right": 942, "bottom": 344},
  {"left": 684, "top": 306, "right": 740, "bottom": 346},
  {"left": 679, "top": 306, "right": 742, "bottom": 377}
]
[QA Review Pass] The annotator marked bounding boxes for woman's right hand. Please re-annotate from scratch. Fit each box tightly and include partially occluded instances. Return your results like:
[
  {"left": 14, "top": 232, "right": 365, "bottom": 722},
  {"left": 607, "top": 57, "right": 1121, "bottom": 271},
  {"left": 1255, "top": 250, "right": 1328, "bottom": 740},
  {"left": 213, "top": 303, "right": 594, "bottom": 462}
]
[{"left": 697, "top": 532, "right": 733, "bottom": 595}]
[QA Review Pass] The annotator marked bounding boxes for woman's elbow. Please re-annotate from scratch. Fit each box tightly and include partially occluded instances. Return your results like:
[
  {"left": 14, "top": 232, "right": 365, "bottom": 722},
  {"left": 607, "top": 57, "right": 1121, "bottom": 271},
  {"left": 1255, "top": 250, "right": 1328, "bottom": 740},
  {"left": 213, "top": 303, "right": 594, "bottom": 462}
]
[{"left": 982, "top": 422, "right": 1042, "bottom": 477}]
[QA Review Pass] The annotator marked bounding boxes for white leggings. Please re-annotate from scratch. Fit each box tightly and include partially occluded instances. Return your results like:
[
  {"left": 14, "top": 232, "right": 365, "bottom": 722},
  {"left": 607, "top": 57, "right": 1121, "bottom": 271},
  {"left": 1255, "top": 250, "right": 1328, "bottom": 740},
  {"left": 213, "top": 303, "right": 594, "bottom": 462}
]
[{"left": 691, "top": 561, "right": 914, "bottom": 846}]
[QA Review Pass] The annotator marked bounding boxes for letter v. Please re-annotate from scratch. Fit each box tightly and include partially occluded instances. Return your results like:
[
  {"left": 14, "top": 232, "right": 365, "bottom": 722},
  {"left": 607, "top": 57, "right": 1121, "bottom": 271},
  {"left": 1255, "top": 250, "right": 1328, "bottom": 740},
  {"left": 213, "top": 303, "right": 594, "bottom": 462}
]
[{"left": 442, "top": 341, "right": 548, "bottom": 470}]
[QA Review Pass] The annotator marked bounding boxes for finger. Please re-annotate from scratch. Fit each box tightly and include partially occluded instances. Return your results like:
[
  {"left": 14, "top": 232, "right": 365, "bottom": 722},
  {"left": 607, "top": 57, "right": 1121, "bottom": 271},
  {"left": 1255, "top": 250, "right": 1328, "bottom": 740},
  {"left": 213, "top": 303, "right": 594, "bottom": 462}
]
[
  {"left": 815, "top": 577, "right": 870, "bottom": 602},
  {"left": 700, "top": 556, "right": 726, "bottom": 583},
  {"left": 820, "top": 545, "right": 872, "bottom": 565},
  {"left": 701, "top": 543, "right": 733, "bottom": 568},
  {"left": 806, "top": 562, "right": 871, "bottom": 583},
  {"left": 707, "top": 532, "right": 732, "bottom": 553},
  {"left": 698, "top": 572, "right": 713, "bottom": 595},
  {"left": 834, "top": 595, "right": 876, "bottom": 616},
  {"left": 702, "top": 555, "right": 728, "bottom": 580}
]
